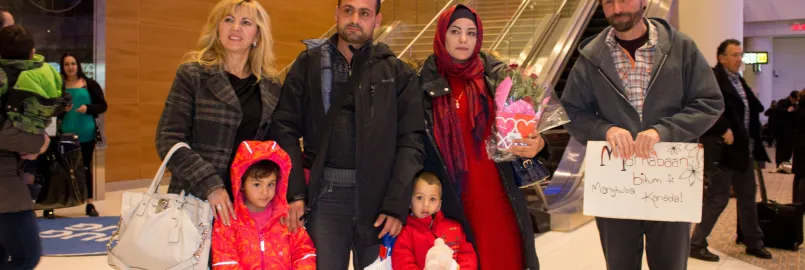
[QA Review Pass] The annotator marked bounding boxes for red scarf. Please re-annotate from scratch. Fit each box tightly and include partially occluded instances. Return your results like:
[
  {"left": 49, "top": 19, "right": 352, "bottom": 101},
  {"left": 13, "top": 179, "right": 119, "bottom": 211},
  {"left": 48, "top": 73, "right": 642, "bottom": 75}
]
[{"left": 432, "top": 5, "right": 491, "bottom": 191}]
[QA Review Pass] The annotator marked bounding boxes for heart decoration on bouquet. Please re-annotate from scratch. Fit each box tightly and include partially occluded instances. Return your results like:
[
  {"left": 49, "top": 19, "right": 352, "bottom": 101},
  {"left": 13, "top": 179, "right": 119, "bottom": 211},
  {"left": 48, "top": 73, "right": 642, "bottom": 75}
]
[{"left": 485, "top": 64, "right": 570, "bottom": 163}]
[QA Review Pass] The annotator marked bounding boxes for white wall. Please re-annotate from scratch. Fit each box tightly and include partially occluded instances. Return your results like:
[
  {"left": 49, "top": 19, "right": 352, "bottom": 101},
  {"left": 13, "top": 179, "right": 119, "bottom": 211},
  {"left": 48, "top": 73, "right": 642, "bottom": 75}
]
[
  {"left": 743, "top": 37, "right": 774, "bottom": 122},
  {"left": 679, "top": 0, "right": 743, "bottom": 66},
  {"left": 744, "top": 0, "right": 805, "bottom": 23},
  {"left": 745, "top": 20, "right": 805, "bottom": 38},
  {"left": 772, "top": 37, "right": 805, "bottom": 101}
]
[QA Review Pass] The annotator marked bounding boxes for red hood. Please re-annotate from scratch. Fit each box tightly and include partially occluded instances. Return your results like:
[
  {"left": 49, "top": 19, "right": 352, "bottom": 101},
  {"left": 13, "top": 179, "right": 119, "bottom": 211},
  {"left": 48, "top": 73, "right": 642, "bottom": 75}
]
[{"left": 230, "top": 141, "right": 292, "bottom": 226}]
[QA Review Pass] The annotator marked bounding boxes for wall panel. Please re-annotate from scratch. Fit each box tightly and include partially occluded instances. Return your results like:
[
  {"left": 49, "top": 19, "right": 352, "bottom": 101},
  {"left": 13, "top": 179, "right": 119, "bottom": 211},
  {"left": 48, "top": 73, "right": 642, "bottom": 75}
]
[{"left": 105, "top": 0, "right": 336, "bottom": 182}]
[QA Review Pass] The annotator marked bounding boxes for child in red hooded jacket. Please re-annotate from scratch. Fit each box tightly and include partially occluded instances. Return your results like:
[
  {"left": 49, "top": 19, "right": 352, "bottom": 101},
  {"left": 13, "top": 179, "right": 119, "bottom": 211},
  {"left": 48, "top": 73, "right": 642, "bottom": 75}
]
[
  {"left": 212, "top": 141, "right": 316, "bottom": 269},
  {"left": 392, "top": 172, "right": 477, "bottom": 269}
]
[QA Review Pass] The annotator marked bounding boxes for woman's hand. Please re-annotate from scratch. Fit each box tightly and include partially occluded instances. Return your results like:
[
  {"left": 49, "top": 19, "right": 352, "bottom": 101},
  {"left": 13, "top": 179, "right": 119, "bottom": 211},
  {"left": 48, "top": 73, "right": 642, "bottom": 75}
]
[
  {"left": 208, "top": 187, "right": 236, "bottom": 226},
  {"left": 510, "top": 131, "right": 546, "bottom": 159},
  {"left": 76, "top": 105, "right": 88, "bottom": 114}
]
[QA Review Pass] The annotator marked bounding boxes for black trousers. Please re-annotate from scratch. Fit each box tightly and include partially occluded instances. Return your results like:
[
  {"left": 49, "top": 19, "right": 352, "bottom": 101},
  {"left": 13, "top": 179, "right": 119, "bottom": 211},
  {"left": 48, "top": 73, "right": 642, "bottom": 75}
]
[
  {"left": 692, "top": 158, "right": 764, "bottom": 249},
  {"left": 795, "top": 174, "right": 804, "bottom": 204},
  {"left": 0, "top": 210, "right": 41, "bottom": 270},
  {"left": 596, "top": 217, "right": 690, "bottom": 270},
  {"left": 79, "top": 140, "right": 96, "bottom": 199},
  {"left": 307, "top": 177, "right": 380, "bottom": 270},
  {"left": 776, "top": 138, "right": 794, "bottom": 166}
]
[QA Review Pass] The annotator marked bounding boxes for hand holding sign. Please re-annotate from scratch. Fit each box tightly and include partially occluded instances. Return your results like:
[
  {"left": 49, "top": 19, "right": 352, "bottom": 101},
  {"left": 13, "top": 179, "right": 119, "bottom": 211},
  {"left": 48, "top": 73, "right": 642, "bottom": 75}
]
[
  {"left": 605, "top": 126, "right": 634, "bottom": 158},
  {"left": 635, "top": 129, "right": 660, "bottom": 159}
]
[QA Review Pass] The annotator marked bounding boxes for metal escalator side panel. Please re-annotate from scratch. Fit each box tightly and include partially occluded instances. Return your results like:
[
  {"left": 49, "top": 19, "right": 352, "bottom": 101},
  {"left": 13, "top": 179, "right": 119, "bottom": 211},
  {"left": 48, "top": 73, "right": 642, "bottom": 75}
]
[{"left": 545, "top": 137, "right": 586, "bottom": 207}]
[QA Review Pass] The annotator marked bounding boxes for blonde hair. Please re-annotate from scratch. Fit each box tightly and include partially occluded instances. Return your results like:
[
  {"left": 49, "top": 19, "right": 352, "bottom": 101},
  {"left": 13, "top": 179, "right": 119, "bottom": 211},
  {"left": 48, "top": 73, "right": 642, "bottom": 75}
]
[{"left": 184, "top": 0, "right": 278, "bottom": 81}]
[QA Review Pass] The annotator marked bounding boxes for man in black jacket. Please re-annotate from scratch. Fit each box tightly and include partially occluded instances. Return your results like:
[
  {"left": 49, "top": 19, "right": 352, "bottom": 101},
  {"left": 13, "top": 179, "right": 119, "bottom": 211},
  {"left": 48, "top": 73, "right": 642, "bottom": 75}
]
[
  {"left": 774, "top": 90, "right": 799, "bottom": 167},
  {"left": 690, "top": 39, "right": 772, "bottom": 262},
  {"left": 270, "top": 0, "right": 424, "bottom": 269}
]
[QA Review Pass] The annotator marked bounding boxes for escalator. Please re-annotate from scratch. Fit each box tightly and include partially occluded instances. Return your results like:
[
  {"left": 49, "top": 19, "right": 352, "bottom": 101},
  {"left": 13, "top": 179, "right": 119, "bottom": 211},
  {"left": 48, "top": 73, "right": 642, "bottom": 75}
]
[{"left": 553, "top": 4, "right": 607, "bottom": 98}]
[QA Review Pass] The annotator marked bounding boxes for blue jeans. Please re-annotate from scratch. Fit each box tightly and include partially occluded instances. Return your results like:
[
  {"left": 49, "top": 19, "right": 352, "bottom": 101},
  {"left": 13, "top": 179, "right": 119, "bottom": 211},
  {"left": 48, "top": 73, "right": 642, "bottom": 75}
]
[
  {"left": 0, "top": 210, "right": 41, "bottom": 270},
  {"left": 307, "top": 180, "right": 380, "bottom": 270}
]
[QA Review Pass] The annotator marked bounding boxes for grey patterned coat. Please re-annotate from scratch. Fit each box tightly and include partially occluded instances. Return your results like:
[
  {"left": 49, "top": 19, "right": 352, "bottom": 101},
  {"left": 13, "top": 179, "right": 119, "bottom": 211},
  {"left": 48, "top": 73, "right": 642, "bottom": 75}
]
[{"left": 155, "top": 62, "right": 281, "bottom": 199}]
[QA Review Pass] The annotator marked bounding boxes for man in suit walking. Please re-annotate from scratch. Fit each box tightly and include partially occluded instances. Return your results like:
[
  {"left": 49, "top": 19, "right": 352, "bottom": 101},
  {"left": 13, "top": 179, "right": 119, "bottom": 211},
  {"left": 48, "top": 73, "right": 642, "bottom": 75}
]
[{"left": 690, "top": 39, "right": 772, "bottom": 262}]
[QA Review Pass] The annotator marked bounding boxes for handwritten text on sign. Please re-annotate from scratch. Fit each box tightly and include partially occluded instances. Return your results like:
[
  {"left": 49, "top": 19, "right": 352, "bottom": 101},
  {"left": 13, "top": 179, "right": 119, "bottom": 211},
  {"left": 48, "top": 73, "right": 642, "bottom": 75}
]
[{"left": 583, "top": 141, "right": 704, "bottom": 223}]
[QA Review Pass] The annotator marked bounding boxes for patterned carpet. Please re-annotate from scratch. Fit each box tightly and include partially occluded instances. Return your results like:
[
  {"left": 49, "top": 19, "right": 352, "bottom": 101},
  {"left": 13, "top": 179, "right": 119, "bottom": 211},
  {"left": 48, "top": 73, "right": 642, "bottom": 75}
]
[{"left": 700, "top": 148, "right": 803, "bottom": 269}]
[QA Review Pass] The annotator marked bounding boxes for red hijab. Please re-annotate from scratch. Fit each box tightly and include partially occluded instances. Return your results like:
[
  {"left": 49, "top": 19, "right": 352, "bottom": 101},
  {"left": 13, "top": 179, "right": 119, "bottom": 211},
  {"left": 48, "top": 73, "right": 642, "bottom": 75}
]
[{"left": 432, "top": 5, "right": 492, "bottom": 190}]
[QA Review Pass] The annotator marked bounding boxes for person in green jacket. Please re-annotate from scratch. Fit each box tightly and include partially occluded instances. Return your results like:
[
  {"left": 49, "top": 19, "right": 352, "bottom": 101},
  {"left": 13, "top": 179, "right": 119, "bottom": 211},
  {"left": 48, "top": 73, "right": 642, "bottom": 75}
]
[
  {"left": 0, "top": 23, "right": 61, "bottom": 270},
  {"left": 0, "top": 26, "right": 67, "bottom": 135}
]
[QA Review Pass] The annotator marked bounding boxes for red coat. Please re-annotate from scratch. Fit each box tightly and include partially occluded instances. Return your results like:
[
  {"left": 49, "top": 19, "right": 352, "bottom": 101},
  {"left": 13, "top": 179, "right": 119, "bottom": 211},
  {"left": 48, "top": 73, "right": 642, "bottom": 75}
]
[
  {"left": 392, "top": 211, "right": 477, "bottom": 269},
  {"left": 212, "top": 141, "right": 316, "bottom": 269}
]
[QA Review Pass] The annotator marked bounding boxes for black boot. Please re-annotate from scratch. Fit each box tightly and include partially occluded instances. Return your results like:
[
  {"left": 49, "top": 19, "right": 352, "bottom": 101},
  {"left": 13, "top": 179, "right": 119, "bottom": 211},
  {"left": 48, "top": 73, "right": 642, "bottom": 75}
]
[
  {"left": 690, "top": 246, "right": 719, "bottom": 262},
  {"left": 86, "top": 204, "right": 99, "bottom": 217}
]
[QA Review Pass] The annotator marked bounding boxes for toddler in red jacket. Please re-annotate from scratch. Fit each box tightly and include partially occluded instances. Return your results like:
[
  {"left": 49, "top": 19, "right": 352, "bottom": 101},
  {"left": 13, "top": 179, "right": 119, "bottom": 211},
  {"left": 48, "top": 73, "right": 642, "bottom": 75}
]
[
  {"left": 212, "top": 141, "right": 316, "bottom": 269},
  {"left": 392, "top": 172, "right": 477, "bottom": 269}
]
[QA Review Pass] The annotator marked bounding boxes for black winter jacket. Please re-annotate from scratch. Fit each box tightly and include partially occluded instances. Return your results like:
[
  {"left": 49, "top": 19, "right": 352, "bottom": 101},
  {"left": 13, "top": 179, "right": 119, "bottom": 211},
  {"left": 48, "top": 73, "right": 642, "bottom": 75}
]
[
  {"left": 271, "top": 37, "right": 425, "bottom": 246},
  {"left": 420, "top": 53, "right": 541, "bottom": 270},
  {"left": 701, "top": 64, "right": 770, "bottom": 170}
]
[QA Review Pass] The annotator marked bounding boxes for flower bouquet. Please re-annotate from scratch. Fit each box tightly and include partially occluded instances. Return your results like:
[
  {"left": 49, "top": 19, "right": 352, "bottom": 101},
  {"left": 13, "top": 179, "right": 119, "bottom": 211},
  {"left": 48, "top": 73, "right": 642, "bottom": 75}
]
[{"left": 486, "top": 64, "right": 570, "bottom": 163}]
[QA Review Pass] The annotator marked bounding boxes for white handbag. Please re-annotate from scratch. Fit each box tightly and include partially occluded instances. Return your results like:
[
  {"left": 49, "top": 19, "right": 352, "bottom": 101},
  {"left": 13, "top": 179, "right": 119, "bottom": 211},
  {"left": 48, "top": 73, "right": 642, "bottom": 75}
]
[{"left": 107, "top": 143, "right": 213, "bottom": 270}]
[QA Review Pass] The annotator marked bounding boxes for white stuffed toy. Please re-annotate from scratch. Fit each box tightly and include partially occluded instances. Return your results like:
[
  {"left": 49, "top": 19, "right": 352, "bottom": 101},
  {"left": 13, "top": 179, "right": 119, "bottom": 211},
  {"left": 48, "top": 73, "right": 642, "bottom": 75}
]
[{"left": 424, "top": 238, "right": 459, "bottom": 270}]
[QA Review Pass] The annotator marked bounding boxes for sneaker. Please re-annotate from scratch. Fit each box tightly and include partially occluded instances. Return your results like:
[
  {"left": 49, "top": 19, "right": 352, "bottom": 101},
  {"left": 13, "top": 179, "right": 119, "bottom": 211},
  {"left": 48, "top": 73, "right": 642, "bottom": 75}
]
[
  {"left": 690, "top": 246, "right": 719, "bottom": 262},
  {"left": 746, "top": 247, "right": 772, "bottom": 259},
  {"left": 43, "top": 209, "right": 55, "bottom": 219},
  {"left": 86, "top": 204, "right": 99, "bottom": 217}
]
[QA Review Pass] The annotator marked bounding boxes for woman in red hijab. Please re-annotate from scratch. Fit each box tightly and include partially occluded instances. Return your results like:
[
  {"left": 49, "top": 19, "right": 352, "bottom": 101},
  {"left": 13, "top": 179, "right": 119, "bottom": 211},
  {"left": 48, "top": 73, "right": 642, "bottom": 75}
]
[{"left": 419, "top": 4, "right": 546, "bottom": 269}]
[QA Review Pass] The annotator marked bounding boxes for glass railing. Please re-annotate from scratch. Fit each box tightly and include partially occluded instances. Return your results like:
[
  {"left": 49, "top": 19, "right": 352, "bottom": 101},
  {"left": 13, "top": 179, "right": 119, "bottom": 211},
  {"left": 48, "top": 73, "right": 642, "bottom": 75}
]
[
  {"left": 395, "top": 0, "right": 540, "bottom": 64},
  {"left": 391, "top": 0, "right": 467, "bottom": 62},
  {"left": 522, "top": 0, "right": 597, "bottom": 81},
  {"left": 489, "top": 0, "right": 582, "bottom": 64}
]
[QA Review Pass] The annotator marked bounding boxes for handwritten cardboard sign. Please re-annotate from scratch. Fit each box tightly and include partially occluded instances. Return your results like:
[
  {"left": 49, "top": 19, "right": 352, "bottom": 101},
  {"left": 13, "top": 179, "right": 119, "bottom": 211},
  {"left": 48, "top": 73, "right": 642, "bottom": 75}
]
[{"left": 583, "top": 141, "right": 704, "bottom": 223}]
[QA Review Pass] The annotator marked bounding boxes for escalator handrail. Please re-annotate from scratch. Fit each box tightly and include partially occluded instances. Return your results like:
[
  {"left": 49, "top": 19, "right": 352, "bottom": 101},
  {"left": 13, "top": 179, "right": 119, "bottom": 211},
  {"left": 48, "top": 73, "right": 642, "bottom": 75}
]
[
  {"left": 374, "top": 21, "right": 403, "bottom": 43},
  {"left": 527, "top": 0, "right": 597, "bottom": 83},
  {"left": 521, "top": 0, "right": 575, "bottom": 66},
  {"left": 645, "top": 0, "right": 674, "bottom": 20},
  {"left": 399, "top": 0, "right": 463, "bottom": 60},
  {"left": 489, "top": 0, "right": 533, "bottom": 51}
]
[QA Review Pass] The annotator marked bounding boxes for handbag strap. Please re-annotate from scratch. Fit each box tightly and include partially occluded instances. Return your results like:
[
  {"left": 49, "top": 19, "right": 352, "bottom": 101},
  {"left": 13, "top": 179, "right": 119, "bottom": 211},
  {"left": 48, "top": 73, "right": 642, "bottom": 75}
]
[{"left": 148, "top": 142, "right": 191, "bottom": 194}]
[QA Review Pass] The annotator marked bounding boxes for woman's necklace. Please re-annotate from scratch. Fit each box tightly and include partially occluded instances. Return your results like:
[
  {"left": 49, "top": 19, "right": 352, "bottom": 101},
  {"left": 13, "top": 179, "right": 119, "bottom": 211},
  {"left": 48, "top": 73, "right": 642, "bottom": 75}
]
[{"left": 455, "top": 91, "right": 465, "bottom": 109}]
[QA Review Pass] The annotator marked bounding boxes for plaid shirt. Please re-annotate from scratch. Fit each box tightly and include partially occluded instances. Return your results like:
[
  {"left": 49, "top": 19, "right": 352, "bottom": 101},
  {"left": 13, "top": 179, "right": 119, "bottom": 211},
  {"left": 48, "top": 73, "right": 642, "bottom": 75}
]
[
  {"left": 605, "top": 20, "right": 659, "bottom": 118},
  {"left": 725, "top": 68, "right": 753, "bottom": 153}
]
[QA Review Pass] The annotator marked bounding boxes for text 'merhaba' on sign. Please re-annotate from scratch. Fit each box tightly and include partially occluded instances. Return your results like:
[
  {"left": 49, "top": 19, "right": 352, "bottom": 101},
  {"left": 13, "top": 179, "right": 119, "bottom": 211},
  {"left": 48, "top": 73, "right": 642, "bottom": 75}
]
[{"left": 583, "top": 141, "right": 704, "bottom": 223}]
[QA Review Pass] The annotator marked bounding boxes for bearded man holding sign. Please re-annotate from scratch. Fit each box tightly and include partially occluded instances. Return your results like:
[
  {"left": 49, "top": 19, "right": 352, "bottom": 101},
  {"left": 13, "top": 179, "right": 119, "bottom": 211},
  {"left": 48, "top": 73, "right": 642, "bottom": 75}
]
[{"left": 559, "top": 0, "right": 724, "bottom": 269}]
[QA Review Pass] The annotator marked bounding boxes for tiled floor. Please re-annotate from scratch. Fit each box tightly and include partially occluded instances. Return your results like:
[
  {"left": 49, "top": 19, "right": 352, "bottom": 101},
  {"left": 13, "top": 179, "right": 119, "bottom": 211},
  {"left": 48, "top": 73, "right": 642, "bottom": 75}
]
[
  {"left": 34, "top": 187, "right": 764, "bottom": 269},
  {"left": 535, "top": 222, "right": 763, "bottom": 270}
]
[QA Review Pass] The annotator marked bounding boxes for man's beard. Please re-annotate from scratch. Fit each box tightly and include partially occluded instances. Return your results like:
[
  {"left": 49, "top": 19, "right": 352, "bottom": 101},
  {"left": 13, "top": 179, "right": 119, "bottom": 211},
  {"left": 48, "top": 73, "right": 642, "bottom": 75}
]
[
  {"left": 606, "top": 9, "right": 644, "bottom": 32},
  {"left": 338, "top": 23, "right": 373, "bottom": 45}
]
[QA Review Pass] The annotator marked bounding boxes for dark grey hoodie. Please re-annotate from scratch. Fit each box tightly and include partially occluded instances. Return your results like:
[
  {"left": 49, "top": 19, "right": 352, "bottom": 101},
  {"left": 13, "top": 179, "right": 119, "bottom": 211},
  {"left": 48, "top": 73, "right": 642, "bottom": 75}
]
[{"left": 561, "top": 18, "right": 724, "bottom": 143}]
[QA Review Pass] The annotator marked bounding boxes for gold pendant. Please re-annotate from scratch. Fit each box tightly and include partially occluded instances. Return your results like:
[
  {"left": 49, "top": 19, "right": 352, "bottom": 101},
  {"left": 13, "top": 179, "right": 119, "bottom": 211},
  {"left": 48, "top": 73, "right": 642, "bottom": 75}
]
[{"left": 455, "top": 101, "right": 460, "bottom": 109}]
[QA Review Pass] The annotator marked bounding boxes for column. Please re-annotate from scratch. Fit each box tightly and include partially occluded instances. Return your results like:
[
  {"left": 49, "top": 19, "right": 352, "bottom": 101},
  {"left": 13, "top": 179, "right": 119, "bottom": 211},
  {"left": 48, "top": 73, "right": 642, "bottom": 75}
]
[
  {"left": 743, "top": 37, "right": 775, "bottom": 123},
  {"left": 677, "top": 0, "right": 743, "bottom": 66}
]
